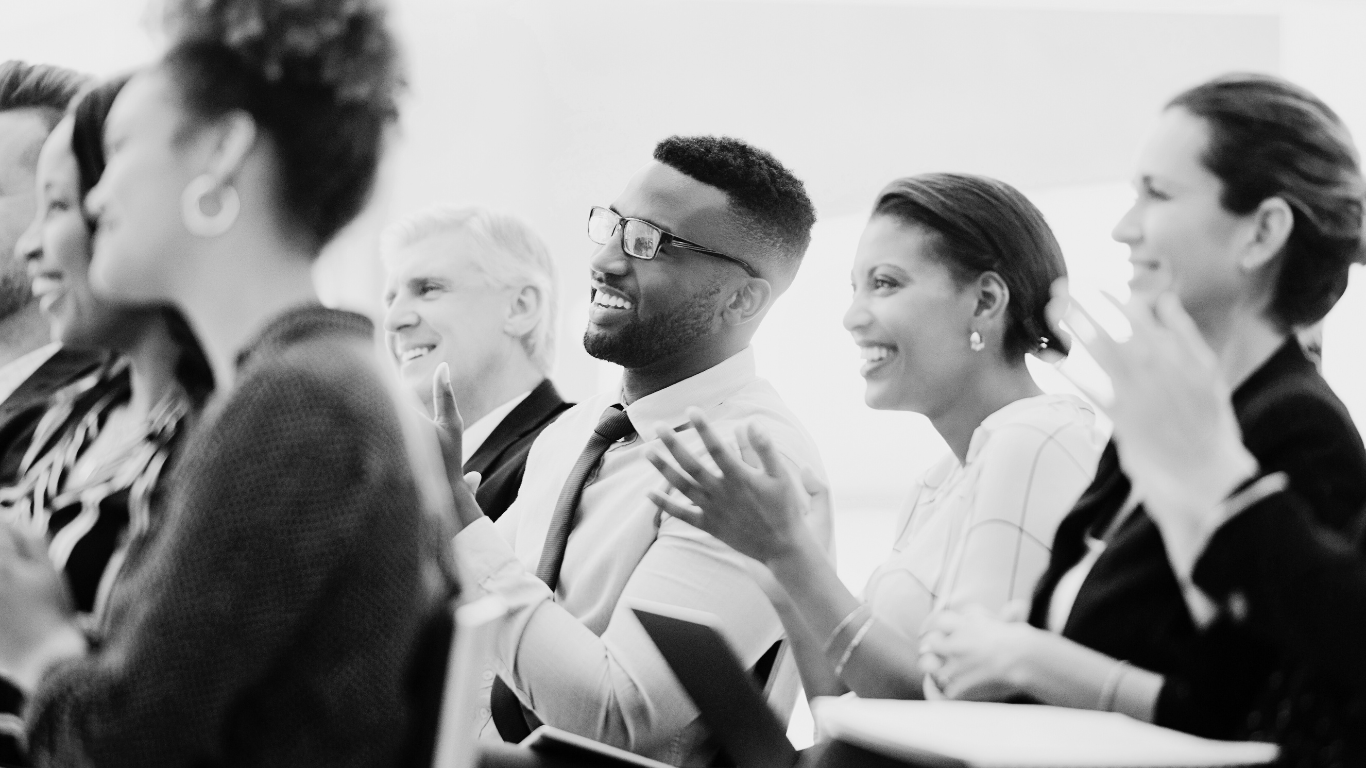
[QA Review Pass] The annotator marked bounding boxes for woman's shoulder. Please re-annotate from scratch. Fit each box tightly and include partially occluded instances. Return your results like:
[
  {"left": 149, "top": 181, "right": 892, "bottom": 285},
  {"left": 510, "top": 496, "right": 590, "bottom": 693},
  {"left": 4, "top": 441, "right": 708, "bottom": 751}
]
[{"left": 970, "top": 394, "right": 1103, "bottom": 471}]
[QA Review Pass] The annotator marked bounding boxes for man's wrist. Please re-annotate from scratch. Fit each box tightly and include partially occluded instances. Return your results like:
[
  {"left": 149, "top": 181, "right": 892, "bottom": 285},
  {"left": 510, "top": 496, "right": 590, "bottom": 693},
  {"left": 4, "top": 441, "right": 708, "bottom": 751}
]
[{"left": 10, "top": 622, "right": 86, "bottom": 696}]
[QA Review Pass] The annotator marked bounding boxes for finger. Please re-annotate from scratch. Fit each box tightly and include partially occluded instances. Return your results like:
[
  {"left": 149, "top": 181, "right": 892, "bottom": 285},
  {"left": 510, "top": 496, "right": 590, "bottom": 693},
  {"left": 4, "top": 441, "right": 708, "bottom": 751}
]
[
  {"left": 921, "top": 610, "right": 962, "bottom": 638},
  {"left": 1044, "top": 278, "right": 1075, "bottom": 351},
  {"left": 918, "top": 629, "right": 947, "bottom": 656},
  {"left": 646, "top": 489, "right": 705, "bottom": 529},
  {"left": 1063, "top": 298, "right": 1126, "bottom": 375},
  {"left": 646, "top": 450, "right": 709, "bottom": 503},
  {"left": 654, "top": 425, "right": 719, "bottom": 487},
  {"left": 463, "top": 471, "right": 482, "bottom": 495},
  {"left": 999, "top": 600, "right": 1030, "bottom": 623},
  {"left": 918, "top": 651, "right": 944, "bottom": 676},
  {"left": 735, "top": 425, "right": 762, "bottom": 471},
  {"left": 746, "top": 422, "right": 789, "bottom": 480},
  {"left": 687, "top": 408, "right": 748, "bottom": 477},
  {"left": 430, "top": 362, "right": 461, "bottom": 429}
]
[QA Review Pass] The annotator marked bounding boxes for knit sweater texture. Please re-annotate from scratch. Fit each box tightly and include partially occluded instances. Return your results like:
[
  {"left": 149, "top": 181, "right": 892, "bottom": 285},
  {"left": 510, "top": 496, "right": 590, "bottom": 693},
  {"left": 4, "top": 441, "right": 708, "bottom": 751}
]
[{"left": 25, "top": 305, "right": 458, "bottom": 768}]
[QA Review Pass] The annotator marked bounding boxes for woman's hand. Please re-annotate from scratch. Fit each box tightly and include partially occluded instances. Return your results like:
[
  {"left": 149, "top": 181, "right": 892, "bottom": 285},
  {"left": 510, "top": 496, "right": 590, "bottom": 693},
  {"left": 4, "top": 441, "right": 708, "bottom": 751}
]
[
  {"left": 1047, "top": 283, "right": 1257, "bottom": 570},
  {"left": 430, "top": 363, "right": 485, "bottom": 529},
  {"left": 918, "top": 602, "right": 1038, "bottom": 702},
  {"left": 645, "top": 408, "right": 818, "bottom": 567},
  {"left": 0, "top": 521, "right": 85, "bottom": 694}
]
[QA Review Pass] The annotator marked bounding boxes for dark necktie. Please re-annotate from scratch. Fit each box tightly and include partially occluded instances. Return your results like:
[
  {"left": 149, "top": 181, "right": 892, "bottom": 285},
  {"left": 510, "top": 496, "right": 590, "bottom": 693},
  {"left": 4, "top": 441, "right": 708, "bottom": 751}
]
[
  {"left": 534, "top": 404, "right": 635, "bottom": 591},
  {"left": 492, "top": 405, "right": 635, "bottom": 742}
]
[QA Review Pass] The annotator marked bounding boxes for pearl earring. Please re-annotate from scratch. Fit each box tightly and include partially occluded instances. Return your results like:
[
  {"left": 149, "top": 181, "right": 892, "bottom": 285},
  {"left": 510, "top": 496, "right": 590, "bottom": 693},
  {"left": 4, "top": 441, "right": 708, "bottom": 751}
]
[{"left": 969, "top": 331, "right": 985, "bottom": 352}]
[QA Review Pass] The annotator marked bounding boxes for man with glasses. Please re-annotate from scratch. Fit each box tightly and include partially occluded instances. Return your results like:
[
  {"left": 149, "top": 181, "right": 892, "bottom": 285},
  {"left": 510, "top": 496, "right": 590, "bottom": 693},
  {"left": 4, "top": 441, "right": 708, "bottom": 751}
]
[{"left": 452, "top": 135, "right": 824, "bottom": 764}]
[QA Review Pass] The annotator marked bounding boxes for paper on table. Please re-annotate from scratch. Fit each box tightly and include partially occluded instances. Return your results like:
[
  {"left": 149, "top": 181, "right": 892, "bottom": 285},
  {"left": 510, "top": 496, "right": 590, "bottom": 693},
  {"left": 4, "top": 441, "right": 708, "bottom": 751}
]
[{"left": 812, "top": 699, "right": 1278, "bottom": 768}]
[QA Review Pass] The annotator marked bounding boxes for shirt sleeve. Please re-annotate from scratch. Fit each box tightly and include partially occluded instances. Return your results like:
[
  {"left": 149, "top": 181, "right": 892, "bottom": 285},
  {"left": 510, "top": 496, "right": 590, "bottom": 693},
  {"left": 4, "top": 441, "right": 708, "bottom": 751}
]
[
  {"left": 26, "top": 364, "right": 405, "bottom": 766},
  {"left": 937, "top": 421, "right": 1098, "bottom": 613},
  {"left": 453, "top": 437, "right": 786, "bottom": 759}
]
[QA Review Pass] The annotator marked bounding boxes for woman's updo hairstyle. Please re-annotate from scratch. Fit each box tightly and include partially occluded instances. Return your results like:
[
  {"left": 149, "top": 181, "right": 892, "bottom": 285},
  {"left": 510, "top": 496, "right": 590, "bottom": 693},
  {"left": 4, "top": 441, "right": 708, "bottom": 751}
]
[
  {"left": 69, "top": 78, "right": 215, "bottom": 406},
  {"left": 1169, "top": 74, "right": 1366, "bottom": 330},
  {"left": 873, "top": 173, "right": 1068, "bottom": 359},
  {"left": 159, "top": 0, "right": 403, "bottom": 248}
]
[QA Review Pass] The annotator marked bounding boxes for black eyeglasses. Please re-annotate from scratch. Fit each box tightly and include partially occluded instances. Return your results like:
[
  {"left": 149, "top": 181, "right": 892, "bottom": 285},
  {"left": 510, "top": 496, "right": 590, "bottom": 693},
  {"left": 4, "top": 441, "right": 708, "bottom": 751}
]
[{"left": 587, "top": 206, "right": 759, "bottom": 278}]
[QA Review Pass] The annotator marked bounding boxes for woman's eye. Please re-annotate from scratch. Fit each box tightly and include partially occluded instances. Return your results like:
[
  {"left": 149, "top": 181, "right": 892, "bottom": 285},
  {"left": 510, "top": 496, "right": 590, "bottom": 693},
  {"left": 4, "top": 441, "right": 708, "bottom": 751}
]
[{"left": 872, "top": 275, "right": 898, "bottom": 290}]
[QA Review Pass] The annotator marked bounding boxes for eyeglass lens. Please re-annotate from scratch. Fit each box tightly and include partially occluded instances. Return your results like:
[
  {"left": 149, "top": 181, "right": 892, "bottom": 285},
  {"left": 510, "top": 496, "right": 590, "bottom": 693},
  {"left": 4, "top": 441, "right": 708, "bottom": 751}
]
[{"left": 588, "top": 208, "right": 661, "bottom": 260}]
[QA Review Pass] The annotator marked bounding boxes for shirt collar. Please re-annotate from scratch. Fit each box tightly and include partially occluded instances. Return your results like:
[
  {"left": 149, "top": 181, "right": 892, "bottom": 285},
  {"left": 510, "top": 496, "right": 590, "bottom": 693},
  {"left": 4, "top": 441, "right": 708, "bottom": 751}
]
[
  {"left": 622, "top": 347, "right": 757, "bottom": 442},
  {"left": 461, "top": 388, "right": 534, "bottom": 464}
]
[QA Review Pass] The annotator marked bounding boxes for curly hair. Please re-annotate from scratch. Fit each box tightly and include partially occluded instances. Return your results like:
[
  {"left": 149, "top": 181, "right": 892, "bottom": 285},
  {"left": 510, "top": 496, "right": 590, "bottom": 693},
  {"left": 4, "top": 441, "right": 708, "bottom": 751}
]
[
  {"left": 0, "top": 60, "right": 89, "bottom": 128},
  {"left": 653, "top": 135, "right": 817, "bottom": 283},
  {"left": 1169, "top": 74, "right": 1366, "bottom": 330},
  {"left": 873, "top": 173, "right": 1068, "bottom": 359},
  {"left": 158, "top": 0, "right": 404, "bottom": 248}
]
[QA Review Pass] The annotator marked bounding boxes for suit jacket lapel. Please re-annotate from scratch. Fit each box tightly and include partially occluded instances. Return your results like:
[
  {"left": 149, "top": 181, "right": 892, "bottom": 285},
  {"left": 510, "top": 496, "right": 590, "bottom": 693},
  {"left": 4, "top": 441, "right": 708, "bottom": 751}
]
[
  {"left": 0, "top": 347, "right": 104, "bottom": 429},
  {"left": 464, "top": 379, "right": 568, "bottom": 475}
]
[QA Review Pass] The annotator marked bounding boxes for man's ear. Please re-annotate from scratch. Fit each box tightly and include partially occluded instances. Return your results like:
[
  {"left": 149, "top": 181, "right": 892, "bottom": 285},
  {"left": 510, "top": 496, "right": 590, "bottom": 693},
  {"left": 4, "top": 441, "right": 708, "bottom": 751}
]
[
  {"left": 1238, "top": 196, "right": 1294, "bottom": 273},
  {"left": 720, "top": 278, "right": 773, "bottom": 327},
  {"left": 504, "top": 284, "right": 543, "bottom": 338}
]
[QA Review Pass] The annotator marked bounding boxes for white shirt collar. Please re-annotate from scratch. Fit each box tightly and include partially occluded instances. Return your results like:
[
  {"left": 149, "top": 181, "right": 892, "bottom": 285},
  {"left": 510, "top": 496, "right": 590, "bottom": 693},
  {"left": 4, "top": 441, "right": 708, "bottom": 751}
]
[
  {"left": 0, "top": 342, "right": 60, "bottom": 407},
  {"left": 622, "top": 347, "right": 756, "bottom": 442},
  {"left": 462, "top": 387, "right": 534, "bottom": 465}
]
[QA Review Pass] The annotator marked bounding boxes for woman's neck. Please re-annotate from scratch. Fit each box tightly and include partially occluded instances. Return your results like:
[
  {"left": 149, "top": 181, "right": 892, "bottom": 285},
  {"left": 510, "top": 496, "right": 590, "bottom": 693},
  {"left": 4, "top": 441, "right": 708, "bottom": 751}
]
[
  {"left": 120, "top": 318, "right": 184, "bottom": 423},
  {"left": 177, "top": 240, "right": 320, "bottom": 391},
  {"left": 930, "top": 359, "right": 1044, "bottom": 465},
  {"left": 1194, "top": 303, "right": 1288, "bottom": 391}
]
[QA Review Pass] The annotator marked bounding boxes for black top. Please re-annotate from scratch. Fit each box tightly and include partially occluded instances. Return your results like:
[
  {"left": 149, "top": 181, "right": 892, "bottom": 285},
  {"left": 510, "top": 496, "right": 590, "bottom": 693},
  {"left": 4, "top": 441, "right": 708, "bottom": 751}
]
[
  {"left": 26, "top": 306, "right": 459, "bottom": 768},
  {"left": 1029, "top": 339, "right": 1366, "bottom": 744},
  {"left": 464, "top": 378, "right": 571, "bottom": 521}
]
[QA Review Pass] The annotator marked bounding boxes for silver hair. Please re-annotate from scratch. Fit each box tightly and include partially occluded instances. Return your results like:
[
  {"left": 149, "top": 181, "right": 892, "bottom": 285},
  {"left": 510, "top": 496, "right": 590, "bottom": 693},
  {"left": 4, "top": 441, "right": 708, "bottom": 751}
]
[{"left": 382, "top": 205, "right": 558, "bottom": 374}]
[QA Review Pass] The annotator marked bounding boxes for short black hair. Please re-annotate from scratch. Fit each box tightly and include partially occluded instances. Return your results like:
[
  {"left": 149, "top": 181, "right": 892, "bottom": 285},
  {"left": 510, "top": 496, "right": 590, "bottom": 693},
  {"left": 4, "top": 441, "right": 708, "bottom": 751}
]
[
  {"left": 874, "top": 173, "right": 1068, "bottom": 359},
  {"left": 0, "top": 60, "right": 89, "bottom": 129},
  {"left": 653, "top": 135, "right": 817, "bottom": 283},
  {"left": 1169, "top": 74, "right": 1365, "bottom": 330}
]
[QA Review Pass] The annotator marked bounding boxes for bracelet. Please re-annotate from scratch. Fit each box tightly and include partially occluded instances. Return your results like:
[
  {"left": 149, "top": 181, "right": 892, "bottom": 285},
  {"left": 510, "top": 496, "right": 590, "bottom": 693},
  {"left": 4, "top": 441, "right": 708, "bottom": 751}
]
[
  {"left": 1098, "top": 660, "right": 1130, "bottom": 712},
  {"left": 825, "top": 604, "right": 871, "bottom": 653},
  {"left": 832, "top": 616, "right": 877, "bottom": 679}
]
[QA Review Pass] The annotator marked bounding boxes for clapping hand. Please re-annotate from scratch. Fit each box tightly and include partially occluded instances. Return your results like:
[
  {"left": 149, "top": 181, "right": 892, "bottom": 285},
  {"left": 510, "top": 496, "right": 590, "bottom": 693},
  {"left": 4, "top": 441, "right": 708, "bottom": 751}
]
[
  {"left": 645, "top": 408, "right": 824, "bottom": 567},
  {"left": 919, "top": 602, "right": 1035, "bottom": 701},
  {"left": 429, "top": 363, "right": 484, "bottom": 527},
  {"left": 0, "top": 520, "right": 84, "bottom": 693},
  {"left": 1047, "top": 282, "right": 1257, "bottom": 563}
]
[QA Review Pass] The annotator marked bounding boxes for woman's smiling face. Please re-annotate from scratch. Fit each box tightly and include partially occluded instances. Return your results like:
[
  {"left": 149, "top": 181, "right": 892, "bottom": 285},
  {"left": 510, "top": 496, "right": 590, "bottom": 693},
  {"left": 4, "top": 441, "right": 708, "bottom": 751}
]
[{"left": 843, "top": 215, "right": 981, "bottom": 416}]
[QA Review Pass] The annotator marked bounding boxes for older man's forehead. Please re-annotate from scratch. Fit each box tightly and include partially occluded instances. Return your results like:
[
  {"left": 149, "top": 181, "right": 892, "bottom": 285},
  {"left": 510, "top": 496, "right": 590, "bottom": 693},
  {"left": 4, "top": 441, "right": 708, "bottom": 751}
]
[{"left": 0, "top": 110, "right": 53, "bottom": 183}]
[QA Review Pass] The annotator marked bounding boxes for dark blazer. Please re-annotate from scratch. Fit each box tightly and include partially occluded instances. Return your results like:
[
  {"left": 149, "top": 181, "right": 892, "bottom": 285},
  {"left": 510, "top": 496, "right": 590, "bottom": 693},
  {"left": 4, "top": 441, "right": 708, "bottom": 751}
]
[
  {"left": 1028, "top": 340, "right": 1366, "bottom": 752},
  {"left": 464, "top": 378, "right": 571, "bottom": 521},
  {"left": 0, "top": 347, "right": 103, "bottom": 485}
]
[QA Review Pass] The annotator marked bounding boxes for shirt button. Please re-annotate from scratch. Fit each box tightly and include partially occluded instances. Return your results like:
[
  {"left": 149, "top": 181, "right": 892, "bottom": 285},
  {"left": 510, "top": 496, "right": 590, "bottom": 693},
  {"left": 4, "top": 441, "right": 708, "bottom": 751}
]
[
  {"left": 482, "top": 670, "right": 494, "bottom": 681},
  {"left": 1227, "top": 591, "right": 1250, "bottom": 623},
  {"left": 478, "top": 708, "right": 490, "bottom": 720}
]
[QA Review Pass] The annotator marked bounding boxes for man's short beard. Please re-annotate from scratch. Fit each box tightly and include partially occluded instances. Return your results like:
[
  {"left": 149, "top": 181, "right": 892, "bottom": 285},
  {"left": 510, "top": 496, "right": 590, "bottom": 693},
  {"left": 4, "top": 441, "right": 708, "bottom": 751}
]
[
  {"left": 583, "top": 281, "right": 724, "bottom": 370},
  {"left": 0, "top": 264, "right": 33, "bottom": 322}
]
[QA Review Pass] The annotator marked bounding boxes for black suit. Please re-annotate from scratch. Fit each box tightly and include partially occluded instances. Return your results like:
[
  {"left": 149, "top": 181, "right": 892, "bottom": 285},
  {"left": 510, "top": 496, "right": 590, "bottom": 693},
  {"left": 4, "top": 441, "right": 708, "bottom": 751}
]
[
  {"left": 1028, "top": 340, "right": 1366, "bottom": 763},
  {"left": 464, "top": 379, "right": 571, "bottom": 521}
]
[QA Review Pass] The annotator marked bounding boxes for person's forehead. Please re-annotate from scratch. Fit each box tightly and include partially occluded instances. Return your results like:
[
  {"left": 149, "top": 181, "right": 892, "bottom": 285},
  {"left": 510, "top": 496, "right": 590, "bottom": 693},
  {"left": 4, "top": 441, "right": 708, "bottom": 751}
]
[
  {"left": 384, "top": 230, "right": 485, "bottom": 285},
  {"left": 36, "top": 119, "right": 78, "bottom": 183},
  {"left": 0, "top": 109, "right": 54, "bottom": 181},
  {"left": 1139, "top": 108, "right": 1212, "bottom": 182},
  {"left": 612, "top": 161, "right": 738, "bottom": 245}
]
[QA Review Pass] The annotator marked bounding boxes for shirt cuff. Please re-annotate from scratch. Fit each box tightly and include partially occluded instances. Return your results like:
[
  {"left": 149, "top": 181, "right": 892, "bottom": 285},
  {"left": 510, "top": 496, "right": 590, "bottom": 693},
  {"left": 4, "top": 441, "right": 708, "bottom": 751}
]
[{"left": 453, "top": 517, "right": 522, "bottom": 585}]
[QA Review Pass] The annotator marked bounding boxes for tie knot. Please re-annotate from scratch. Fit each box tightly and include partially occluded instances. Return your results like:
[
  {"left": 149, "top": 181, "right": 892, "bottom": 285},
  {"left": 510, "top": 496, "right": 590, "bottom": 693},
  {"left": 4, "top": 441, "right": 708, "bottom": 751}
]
[{"left": 594, "top": 405, "right": 635, "bottom": 443}]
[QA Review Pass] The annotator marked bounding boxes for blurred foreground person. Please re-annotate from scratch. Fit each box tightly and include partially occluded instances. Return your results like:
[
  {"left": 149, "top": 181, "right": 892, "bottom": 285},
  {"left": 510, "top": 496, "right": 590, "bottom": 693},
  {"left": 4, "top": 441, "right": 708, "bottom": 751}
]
[
  {"left": 0, "top": 62, "right": 101, "bottom": 462},
  {"left": 651, "top": 173, "right": 1101, "bottom": 701},
  {"left": 0, "top": 1, "right": 459, "bottom": 766},
  {"left": 0, "top": 78, "right": 212, "bottom": 766},
  {"left": 382, "top": 206, "right": 570, "bottom": 520},
  {"left": 922, "top": 74, "right": 1366, "bottom": 765},
  {"left": 453, "top": 136, "right": 825, "bottom": 765}
]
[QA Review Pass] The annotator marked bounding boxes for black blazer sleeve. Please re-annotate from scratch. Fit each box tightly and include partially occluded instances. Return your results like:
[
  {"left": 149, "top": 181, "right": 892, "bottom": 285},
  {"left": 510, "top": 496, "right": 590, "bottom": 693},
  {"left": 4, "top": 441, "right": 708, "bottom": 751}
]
[{"left": 1194, "top": 490, "right": 1366, "bottom": 696}]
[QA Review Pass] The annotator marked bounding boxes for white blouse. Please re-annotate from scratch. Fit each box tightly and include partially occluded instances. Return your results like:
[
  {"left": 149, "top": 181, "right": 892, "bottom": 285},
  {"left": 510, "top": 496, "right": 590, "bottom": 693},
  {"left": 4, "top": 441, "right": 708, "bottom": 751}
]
[{"left": 863, "top": 394, "right": 1104, "bottom": 638}]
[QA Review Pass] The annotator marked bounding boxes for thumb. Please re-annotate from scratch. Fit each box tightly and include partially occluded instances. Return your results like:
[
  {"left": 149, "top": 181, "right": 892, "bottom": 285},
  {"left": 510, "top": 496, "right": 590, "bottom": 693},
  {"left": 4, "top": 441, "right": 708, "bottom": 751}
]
[
  {"left": 464, "top": 471, "right": 482, "bottom": 495},
  {"left": 431, "top": 363, "right": 462, "bottom": 429},
  {"left": 999, "top": 599, "right": 1029, "bottom": 623}
]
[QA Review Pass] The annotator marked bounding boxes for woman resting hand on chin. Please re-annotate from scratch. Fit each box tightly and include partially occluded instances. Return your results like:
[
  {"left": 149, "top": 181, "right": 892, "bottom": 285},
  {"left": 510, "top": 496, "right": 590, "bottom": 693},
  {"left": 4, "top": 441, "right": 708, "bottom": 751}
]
[
  {"left": 921, "top": 75, "right": 1366, "bottom": 764},
  {"left": 648, "top": 173, "right": 1103, "bottom": 701}
]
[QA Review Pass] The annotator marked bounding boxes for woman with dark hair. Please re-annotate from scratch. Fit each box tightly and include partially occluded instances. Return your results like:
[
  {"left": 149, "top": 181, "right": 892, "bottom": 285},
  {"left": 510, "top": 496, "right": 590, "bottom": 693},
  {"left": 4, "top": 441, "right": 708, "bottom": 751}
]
[
  {"left": 0, "top": 1, "right": 459, "bottom": 766},
  {"left": 0, "top": 77, "right": 212, "bottom": 766},
  {"left": 921, "top": 74, "right": 1366, "bottom": 762},
  {"left": 647, "top": 172, "right": 1103, "bottom": 700}
]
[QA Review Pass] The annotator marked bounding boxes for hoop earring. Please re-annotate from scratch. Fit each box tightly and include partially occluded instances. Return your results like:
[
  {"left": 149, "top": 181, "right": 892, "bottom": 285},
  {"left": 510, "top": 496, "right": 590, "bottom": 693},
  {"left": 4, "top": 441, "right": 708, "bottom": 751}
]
[
  {"left": 181, "top": 174, "right": 240, "bottom": 238},
  {"left": 969, "top": 331, "right": 985, "bottom": 352}
]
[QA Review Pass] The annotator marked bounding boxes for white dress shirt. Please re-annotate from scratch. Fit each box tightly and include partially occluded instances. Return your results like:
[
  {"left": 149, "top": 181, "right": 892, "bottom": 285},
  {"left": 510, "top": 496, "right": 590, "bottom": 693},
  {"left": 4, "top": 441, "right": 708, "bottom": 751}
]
[
  {"left": 865, "top": 394, "right": 1102, "bottom": 642},
  {"left": 0, "top": 342, "right": 59, "bottom": 407},
  {"left": 455, "top": 347, "right": 825, "bottom": 765},
  {"left": 460, "top": 389, "right": 533, "bottom": 465}
]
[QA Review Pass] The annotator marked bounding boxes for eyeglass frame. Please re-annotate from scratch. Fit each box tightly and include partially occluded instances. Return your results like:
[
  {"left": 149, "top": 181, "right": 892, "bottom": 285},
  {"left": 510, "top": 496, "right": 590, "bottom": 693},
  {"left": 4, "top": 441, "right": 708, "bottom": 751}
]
[{"left": 587, "top": 206, "right": 760, "bottom": 278}]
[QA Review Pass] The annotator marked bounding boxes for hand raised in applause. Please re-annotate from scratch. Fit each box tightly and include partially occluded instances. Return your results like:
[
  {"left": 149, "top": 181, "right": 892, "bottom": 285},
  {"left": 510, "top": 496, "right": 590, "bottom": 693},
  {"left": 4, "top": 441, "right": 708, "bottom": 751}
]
[
  {"left": 1047, "top": 281, "right": 1257, "bottom": 568},
  {"left": 0, "top": 520, "right": 86, "bottom": 694},
  {"left": 918, "top": 601, "right": 1035, "bottom": 702},
  {"left": 645, "top": 407, "right": 827, "bottom": 568},
  {"left": 429, "top": 362, "right": 484, "bottom": 528}
]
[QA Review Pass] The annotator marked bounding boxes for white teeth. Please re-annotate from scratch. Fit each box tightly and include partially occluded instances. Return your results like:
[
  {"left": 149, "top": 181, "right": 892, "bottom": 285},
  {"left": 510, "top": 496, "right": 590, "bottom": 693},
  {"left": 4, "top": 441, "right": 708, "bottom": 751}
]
[
  {"left": 859, "top": 345, "right": 893, "bottom": 362},
  {"left": 401, "top": 346, "right": 433, "bottom": 363},
  {"left": 593, "top": 290, "right": 634, "bottom": 310}
]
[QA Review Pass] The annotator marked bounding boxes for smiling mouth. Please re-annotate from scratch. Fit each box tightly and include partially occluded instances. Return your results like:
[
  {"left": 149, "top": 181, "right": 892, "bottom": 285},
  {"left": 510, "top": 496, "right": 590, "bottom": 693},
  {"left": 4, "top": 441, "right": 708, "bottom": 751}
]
[
  {"left": 858, "top": 343, "right": 897, "bottom": 375},
  {"left": 400, "top": 345, "right": 435, "bottom": 364},
  {"left": 591, "top": 288, "right": 635, "bottom": 311}
]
